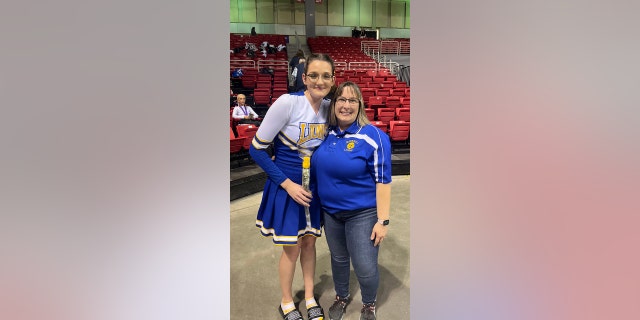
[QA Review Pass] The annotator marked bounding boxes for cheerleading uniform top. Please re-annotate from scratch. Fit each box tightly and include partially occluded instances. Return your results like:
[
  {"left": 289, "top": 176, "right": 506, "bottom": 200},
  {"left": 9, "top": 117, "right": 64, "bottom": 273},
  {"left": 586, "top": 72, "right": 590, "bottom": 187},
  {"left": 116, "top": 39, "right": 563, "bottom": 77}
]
[{"left": 249, "top": 91, "right": 330, "bottom": 245}]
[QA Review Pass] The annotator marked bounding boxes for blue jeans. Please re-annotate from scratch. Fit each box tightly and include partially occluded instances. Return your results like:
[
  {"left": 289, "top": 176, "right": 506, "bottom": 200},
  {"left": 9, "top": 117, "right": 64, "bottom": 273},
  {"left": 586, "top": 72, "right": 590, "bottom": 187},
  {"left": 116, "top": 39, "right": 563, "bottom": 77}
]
[{"left": 323, "top": 208, "right": 379, "bottom": 304}]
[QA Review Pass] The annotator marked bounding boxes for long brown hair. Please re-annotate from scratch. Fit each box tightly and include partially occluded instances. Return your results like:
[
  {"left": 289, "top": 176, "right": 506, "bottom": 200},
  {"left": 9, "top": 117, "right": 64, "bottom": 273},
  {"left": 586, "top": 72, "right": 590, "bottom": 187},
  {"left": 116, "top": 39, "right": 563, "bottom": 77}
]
[{"left": 326, "top": 81, "right": 370, "bottom": 129}]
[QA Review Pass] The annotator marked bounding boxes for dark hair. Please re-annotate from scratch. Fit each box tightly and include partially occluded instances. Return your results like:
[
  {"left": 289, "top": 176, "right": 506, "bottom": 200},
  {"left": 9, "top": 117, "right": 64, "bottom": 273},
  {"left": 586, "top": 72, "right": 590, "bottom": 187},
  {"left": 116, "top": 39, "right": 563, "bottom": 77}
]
[
  {"left": 326, "top": 81, "right": 369, "bottom": 129},
  {"left": 303, "top": 53, "right": 335, "bottom": 76}
]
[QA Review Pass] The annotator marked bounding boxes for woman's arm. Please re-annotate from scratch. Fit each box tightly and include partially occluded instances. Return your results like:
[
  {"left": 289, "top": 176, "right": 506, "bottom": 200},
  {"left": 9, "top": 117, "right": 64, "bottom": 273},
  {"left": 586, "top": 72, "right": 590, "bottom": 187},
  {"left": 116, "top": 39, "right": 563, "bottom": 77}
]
[
  {"left": 369, "top": 125, "right": 393, "bottom": 246},
  {"left": 248, "top": 95, "right": 312, "bottom": 207},
  {"left": 371, "top": 182, "right": 390, "bottom": 246},
  {"left": 248, "top": 107, "right": 259, "bottom": 119}
]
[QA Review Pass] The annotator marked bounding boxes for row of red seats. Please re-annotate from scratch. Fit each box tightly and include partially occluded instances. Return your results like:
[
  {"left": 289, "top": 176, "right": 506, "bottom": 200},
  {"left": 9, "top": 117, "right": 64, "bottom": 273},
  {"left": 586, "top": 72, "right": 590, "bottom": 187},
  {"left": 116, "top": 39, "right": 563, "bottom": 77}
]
[
  {"left": 371, "top": 120, "right": 410, "bottom": 142},
  {"left": 361, "top": 87, "right": 410, "bottom": 99},
  {"left": 230, "top": 124, "right": 259, "bottom": 154},
  {"left": 338, "top": 81, "right": 407, "bottom": 90},
  {"left": 230, "top": 51, "right": 287, "bottom": 60},
  {"left": 365, "top": 107, "right": 410, "bottom": 123},
  {"left": 366, "top": 95, "right": 410, "bottom": 109}
]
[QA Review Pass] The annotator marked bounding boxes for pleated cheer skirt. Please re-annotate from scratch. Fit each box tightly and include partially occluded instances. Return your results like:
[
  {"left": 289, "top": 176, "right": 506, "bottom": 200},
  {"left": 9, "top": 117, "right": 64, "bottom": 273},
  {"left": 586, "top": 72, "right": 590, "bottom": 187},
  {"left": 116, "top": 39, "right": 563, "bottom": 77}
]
[{"left": 255, "top": 164, "right": 323, "bottom": 245}]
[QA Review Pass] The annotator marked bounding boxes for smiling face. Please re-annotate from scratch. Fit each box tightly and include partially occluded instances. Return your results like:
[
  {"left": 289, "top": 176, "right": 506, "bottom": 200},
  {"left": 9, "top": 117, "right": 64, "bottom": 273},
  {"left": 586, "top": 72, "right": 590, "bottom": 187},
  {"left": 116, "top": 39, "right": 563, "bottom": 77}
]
[
  {"left": 334, "top": 86, "right": 361, "bottom": 130},
  {"left": 302, "top": 60, "right": 334, "bottom": 100}
]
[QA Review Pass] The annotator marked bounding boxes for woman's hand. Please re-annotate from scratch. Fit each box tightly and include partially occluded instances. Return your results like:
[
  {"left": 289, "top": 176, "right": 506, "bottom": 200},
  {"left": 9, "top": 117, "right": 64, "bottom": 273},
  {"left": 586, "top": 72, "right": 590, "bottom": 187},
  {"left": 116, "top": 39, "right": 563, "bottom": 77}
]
[
  {"left": 371, "top": 223, "right": 388, "bottom": 246},
  {"left": 281, "top": 179, "right": 312, "bottom": 207}
]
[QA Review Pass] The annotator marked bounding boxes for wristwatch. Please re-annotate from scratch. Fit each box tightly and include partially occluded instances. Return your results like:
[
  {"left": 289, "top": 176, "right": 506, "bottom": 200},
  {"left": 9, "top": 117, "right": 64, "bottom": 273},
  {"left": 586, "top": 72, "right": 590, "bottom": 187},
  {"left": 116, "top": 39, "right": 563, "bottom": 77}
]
[{"left": 377, "top": 219, "right": 390, "bottom": 226}]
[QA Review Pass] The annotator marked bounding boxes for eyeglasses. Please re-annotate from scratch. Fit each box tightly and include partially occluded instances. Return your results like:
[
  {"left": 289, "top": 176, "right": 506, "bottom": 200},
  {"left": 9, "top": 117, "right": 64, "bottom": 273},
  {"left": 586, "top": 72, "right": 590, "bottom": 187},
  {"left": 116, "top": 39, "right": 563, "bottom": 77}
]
[
  {"left": 336, "top": 97, "right": 360, "bottom": 105},
  {"left": 305, "top": 73, "right": 334, "bottom": 81}
]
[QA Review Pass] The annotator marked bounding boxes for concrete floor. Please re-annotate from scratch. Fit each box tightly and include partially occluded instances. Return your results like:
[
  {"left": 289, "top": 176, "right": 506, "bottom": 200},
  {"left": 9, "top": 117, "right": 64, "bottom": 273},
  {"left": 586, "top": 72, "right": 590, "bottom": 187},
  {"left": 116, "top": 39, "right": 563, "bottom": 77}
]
[{"left": 230, "top": 175, "right": 410, "bottom": 320}]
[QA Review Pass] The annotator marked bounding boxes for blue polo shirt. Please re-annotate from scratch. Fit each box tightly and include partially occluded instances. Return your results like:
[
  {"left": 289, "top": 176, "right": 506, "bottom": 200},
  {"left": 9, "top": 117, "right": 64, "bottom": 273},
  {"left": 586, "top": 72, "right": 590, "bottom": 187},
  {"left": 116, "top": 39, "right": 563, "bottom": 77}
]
[{"left": 311, "top": 122, "right": 392, "bottom": 214}]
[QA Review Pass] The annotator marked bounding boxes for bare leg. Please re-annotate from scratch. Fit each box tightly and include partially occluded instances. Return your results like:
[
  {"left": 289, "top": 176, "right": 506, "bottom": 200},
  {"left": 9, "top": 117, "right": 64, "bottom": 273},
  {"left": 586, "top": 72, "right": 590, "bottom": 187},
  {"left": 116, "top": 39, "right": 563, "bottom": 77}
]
[
  {"left": 280, "top": 244, "right": 301, "bottom": 303},
  {"left": 299, "top": 235, "right": 317, "bottom": 299}
]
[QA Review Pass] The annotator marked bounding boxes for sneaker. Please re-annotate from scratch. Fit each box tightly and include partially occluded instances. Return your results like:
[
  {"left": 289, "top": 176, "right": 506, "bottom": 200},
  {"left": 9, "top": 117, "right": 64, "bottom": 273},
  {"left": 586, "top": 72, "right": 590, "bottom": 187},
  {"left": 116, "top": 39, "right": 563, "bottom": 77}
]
[
  {"left": 328, "top": 295, "right": 350, "bottom": 320},
  {"left": 360, "top": 303, "right": 376, "bottom": 320},
  {"left": 307, "top": 305, "right": 325, "bottom": 320},
  {"left": 278, "top": 305, "right": 303, "bottom": 320}
]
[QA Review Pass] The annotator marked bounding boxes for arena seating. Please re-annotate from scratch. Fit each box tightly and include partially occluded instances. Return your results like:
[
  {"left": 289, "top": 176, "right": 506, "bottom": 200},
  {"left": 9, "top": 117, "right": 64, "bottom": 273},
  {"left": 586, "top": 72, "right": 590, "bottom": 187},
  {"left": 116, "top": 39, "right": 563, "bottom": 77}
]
[
  {"left": 230, "top": 34, "right": 410, "bottom": 166},
  {"left": 368, "top": 96, "right": 386, "bottom": 110},
  {"left": 230, "top": 127, "right": 245, "bottom": 154},
  {"left": 236, "top": 124, "right": 259, "bottom": 151},
  {"left": 385, "top": 96, "right": 401, "bottom": 109},
  {"left": 365, "top": 108, "right": 375, "bottom": 122},
  {"left": 389, "top": 120, "right": 410, "bottom": 142},
  {"left": 377, "top": 108, "right": 395, "bottom": 124},
  {"left": 395, "top": 108, "right": 410, "bottom": 122},
  {"left": 400, "top": 97, "right": 410, "bottom": 108},
  {"left": 371, "top": 121, "right": 388, "bottom": 133}
]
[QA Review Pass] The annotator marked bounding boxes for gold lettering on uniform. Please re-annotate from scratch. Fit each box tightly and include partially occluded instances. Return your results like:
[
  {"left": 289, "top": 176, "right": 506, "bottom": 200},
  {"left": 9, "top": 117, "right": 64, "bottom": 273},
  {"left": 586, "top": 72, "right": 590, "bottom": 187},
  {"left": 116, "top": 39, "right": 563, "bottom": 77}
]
[{"left": 298, "top": 123, "right": 325, "bottom": 145}]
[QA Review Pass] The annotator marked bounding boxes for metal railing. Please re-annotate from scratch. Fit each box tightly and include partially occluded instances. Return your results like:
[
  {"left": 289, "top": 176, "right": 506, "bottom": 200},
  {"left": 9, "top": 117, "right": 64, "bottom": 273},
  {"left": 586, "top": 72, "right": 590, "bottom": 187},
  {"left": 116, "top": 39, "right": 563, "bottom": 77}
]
[
  {"left": 361, "top": 40, "right": 407, "bottom": 56},
  {"left": 399, "top": 41, "right": 410, "bottom": 55},
  {"left": 230, "top": 59, "right": 256, "bottom": 69},
  {"left": 334, "top": 61, "right": 348, "bottom": 71},
  {"left": 378, "top": 61, "right": 400, "bottom": 77},
  {"left": 348, "top": 61, "right": 379, "bottom": 71},
  {"left": 257, "top": 60, "right": 288, "bottom": 70},
  {"left": 380, "top": 41, "right": 400, "bottom": 55}
]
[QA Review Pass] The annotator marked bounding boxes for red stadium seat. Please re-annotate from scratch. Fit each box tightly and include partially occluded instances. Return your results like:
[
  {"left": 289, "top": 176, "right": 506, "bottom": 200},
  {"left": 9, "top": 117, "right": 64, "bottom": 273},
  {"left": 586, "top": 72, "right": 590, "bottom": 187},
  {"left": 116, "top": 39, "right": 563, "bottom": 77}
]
[
  {"left": 368, "top": 96, "right": 386, "bottom": 110},
  {"left": 376, "top": 88, "right": 391, "bottom": 97},
  {"left": 230, "top": 126, "right": 244, "bottom": 153},
  {"left": 389, "top": 120, "right": 410, "bottom": 142},
  {"left": 380, "top": 81, "right": 395, "bottom": 89},
  {"left": 272, "top": 88, "right": 288, "bottom": 99},
  {"left": 253, "top": 92, "right": 271, "bottom": 106},
  {"left": 361, "top": 88, "right": 376, "bottom": 104},
  {"left": 364, "top": 108, "right": 375, "bottom": 121},
  {"left": 400, "top": 97, "right": 410, "bottom": 108},
  {"left": 395, "top": 108, "right": 410, "bottom": 122},
  {"left": 385, "top": 96, "right": 401, "bottom": 109},
  {"left": 376, "top": 108, "right": 395, "bottom": 124},
  {"left": 371, "top": 121, "right": 388, "bottom": 133},
  {"left": 257, "top": 74, "right": 272, "bottom": 82},
  {"left": 255, "top": 80, "right": 271, "bottom": 90},
  {"left": 236, "top": 125, "right": 259, "bottom": 150},
  {"left": 230, "top": 137, "right": 244, "bottom": 153},
  {"left": 371, "top": 76, "right": 385, "bottom": 84},
  {"left": 241, "top": 75, "right": 256, "bottom": 89}
]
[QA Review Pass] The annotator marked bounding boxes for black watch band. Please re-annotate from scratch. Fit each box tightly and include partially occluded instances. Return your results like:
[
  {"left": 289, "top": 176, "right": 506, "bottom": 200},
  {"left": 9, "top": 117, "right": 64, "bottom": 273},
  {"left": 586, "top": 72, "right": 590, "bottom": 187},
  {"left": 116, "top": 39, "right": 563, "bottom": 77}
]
[{"left": 377, "top": 219, "right": 390, "bottom": 226}]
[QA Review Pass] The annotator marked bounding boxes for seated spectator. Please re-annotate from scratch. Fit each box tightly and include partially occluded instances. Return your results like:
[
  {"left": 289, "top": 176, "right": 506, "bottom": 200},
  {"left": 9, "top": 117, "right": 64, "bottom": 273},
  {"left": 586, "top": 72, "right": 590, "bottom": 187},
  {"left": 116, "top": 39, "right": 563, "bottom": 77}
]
[{"left": 232, "top": 94, "right": 261, "bottom": 125}]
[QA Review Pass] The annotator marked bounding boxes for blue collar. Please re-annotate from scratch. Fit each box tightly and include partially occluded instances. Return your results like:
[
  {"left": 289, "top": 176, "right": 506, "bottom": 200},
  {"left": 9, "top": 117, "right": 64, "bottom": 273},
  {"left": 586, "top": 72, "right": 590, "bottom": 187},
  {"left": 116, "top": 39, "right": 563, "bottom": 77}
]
[{"left": 332, "top": 122, "right": 361, "bottom": 136}]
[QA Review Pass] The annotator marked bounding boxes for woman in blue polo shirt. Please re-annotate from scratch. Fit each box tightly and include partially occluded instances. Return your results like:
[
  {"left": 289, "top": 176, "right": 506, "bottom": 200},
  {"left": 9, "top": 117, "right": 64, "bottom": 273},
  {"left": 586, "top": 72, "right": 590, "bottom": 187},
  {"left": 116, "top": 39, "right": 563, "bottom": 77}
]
[{"left": 311, "top": 81, "right": 392, "bottom": 320}]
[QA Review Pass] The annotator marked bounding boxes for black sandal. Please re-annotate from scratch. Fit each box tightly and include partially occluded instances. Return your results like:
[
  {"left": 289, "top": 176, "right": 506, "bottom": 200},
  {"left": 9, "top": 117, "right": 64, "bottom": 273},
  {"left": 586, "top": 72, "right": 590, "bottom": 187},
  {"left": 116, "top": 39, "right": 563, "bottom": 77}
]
[
  {"left": 278, "top": 305, "right": 303, "bottom": 320},
  {"left": 307, "top": 305, "right": 325, "bottom": 320}
]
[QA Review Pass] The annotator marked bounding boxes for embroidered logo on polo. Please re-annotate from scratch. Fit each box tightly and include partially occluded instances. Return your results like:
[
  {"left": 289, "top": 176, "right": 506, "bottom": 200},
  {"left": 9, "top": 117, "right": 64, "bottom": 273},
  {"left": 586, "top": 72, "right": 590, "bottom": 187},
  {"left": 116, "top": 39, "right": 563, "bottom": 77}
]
[{"left": 345, "top": 140, "right": 357, "bottom": 151}]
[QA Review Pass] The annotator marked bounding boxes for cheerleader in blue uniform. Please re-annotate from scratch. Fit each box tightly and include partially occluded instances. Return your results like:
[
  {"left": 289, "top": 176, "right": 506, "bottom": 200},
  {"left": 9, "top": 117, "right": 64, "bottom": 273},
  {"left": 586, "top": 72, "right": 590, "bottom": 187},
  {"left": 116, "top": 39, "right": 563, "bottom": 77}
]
[{"left": 249, "top": 53, "right": 335, "bottom": 320}]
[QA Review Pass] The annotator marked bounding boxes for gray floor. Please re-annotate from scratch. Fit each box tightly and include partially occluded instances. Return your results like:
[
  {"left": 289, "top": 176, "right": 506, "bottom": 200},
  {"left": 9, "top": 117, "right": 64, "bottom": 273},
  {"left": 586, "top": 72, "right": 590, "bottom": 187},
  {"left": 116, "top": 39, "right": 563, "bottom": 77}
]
[{"left": 230, "top": 175, "right": 410, "bottom": 320}]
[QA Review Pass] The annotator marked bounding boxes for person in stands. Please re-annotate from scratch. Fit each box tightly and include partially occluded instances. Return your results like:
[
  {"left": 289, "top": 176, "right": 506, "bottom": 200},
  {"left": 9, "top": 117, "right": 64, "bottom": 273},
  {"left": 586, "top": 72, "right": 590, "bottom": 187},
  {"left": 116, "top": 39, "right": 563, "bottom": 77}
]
[
  {"left": 291, "top": 57, "right": 306, "bottom": 93},
  {"left": 232, "top": 94, "right": 260, "bottom": 125}
]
